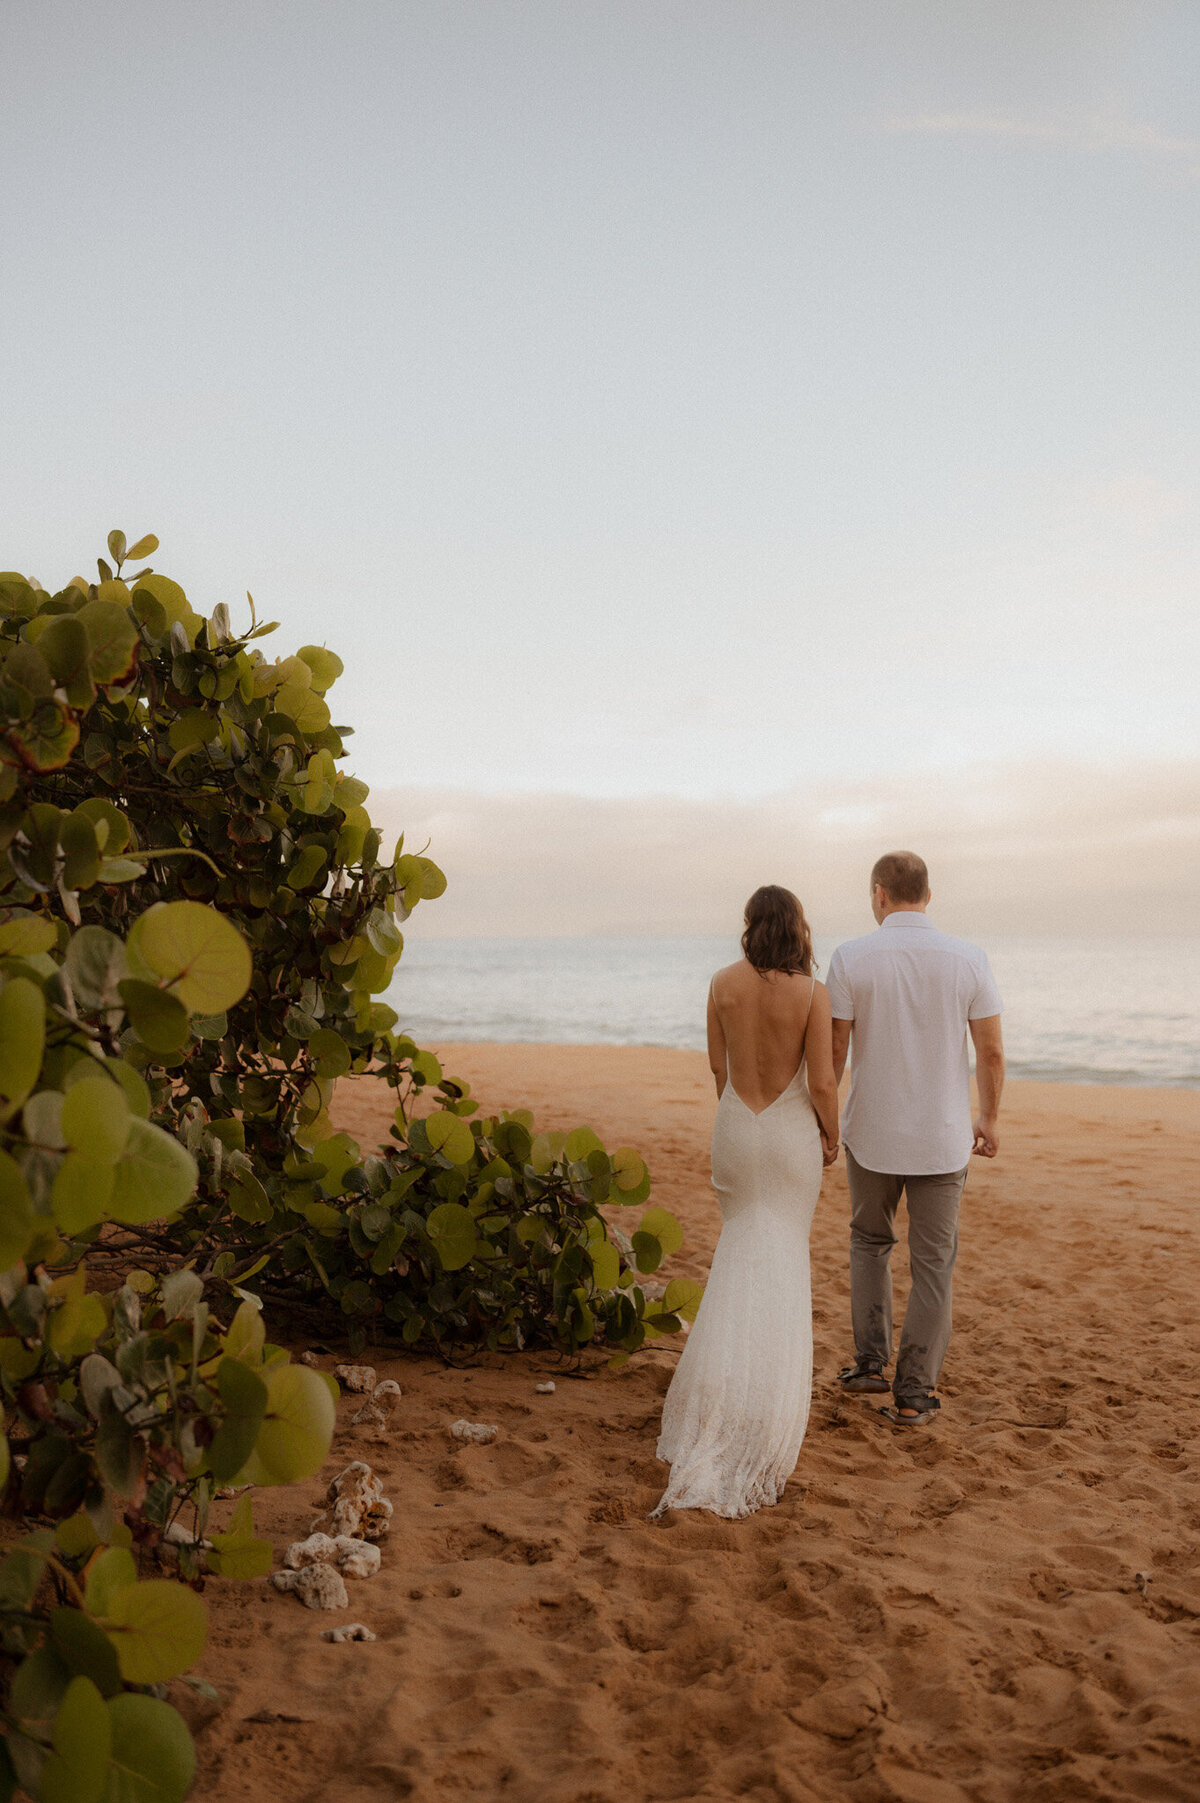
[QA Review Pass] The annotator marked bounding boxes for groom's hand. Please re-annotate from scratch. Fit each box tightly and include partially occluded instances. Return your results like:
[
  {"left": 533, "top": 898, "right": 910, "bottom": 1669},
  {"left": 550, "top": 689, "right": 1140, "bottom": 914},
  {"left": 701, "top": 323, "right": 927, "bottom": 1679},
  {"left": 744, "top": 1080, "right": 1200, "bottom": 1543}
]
[
  {"left": 820, "top": 1134, "right": 840, "bottom": 1167},
  {"left": 972, "top": 1115, "right": 999, "bottom": 1157}
]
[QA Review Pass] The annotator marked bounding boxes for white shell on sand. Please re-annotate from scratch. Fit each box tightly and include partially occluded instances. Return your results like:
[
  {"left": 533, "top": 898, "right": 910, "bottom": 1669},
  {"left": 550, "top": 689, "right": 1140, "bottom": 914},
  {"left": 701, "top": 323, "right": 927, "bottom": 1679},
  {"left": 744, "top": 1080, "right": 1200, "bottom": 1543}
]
[
  {"left": 321, "top": 1623, "right": 376, "bottom": 1643},
  {"left": 450, "top": 1420, "right": 499, "bottom": 1444},
  {"left": 334, "top": 1364, "right": 377, "bottom": 1393},
  {"left": 271, "top": 1565, "right": 349, "bottom": 1611},
  {"left": 534, "top": 1382, "right": 556, "bottom": 1394}
]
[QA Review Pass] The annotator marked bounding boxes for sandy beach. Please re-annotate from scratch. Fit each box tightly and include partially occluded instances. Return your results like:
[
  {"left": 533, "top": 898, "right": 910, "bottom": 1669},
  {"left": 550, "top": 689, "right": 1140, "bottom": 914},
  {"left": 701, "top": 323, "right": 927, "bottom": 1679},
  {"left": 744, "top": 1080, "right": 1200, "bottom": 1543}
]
[{"left": 186, "top": 1046, "right": 1200, "bottom": 1803}]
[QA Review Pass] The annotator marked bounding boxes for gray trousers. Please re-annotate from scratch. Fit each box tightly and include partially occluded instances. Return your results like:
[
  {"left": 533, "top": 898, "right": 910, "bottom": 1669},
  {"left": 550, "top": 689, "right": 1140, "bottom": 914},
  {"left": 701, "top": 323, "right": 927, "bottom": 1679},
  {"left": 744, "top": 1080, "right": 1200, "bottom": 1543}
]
[{"left": 846, "top": 1148, "right": 969, "bottom": 1406}]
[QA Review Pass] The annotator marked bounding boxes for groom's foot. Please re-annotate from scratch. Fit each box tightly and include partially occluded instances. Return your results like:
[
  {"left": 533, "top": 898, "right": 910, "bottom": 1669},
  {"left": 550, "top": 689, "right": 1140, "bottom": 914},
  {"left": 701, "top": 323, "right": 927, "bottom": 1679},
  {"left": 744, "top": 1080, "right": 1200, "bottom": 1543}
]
[
  {"left": 838, "top": 1357, "right": 890, "bottom": 1394},
  {"left": 880, "top": 1396, "right": 941, "bottom": 1427}
]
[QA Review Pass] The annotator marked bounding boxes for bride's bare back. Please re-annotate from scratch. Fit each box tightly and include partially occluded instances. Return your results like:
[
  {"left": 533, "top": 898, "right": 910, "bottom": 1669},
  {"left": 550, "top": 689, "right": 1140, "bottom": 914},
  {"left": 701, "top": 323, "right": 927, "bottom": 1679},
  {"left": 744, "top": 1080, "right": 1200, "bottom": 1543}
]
[{"left": 708, "top": 959, "right": 825, "bottom": 1115}]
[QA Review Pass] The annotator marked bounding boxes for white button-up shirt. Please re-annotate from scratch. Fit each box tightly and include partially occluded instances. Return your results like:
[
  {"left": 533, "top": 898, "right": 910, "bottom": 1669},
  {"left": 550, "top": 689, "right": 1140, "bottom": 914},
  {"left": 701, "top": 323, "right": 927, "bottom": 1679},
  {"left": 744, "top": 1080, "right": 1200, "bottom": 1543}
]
[{"left": 827, "top": 914, "right": 1003, "bottom": 1176}]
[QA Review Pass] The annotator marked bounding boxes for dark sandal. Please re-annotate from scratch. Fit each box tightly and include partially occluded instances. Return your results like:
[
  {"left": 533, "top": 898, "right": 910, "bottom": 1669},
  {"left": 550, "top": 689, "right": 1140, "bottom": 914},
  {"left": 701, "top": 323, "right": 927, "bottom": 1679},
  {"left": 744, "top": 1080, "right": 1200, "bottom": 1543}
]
[
  {"left": 838, "top": 1359, "right": 890, "bottom": 1394},
  {"left": 879, "top": 1398, "right": 941, "bottom": 1428}
]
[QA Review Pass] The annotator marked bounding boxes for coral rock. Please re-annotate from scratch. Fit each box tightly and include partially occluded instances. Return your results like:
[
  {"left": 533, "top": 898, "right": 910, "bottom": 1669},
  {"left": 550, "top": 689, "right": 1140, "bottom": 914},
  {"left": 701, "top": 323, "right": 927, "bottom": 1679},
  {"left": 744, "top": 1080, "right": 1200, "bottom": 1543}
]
[
  {"left": 321, "top": 1623, "right": 376, "bottom": 1643},
  {"left": 271, "top": 1564, "right": 349, "bottom": 1611},
  {"left": 334, "top": 1364, "right": 377, "bottom": 1393},
  {"left": 450, "top": 1420, "right": 499, "bottom": 1445},
  {"left": 299, "top": 1351, "right": 320, "bottom": 1368},
  {"left": 534, "top": 1382, "right": 556, "bottom": 1395},
  {"left": 285, "top": 1533, "right": 341, "bottom": 1570},
  {"left": 351, "top": 1379, "right": 401, "bottom": 1430},
  {"left": 334, "top": 1536, "right": 381, "bottom": 1579},
  {"left": 325, "top": 1461, "right": 393, "bottom": 1541}
]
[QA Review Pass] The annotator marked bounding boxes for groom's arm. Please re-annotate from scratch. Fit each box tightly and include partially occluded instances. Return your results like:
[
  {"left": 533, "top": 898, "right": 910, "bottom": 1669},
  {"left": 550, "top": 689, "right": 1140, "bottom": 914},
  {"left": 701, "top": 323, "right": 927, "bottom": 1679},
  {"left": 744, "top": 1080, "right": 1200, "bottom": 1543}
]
[
  {"left": 969, "top": 1014, "right": 1005, "bottom": 1156},
  {"left": 831, "top": 1018, "right": 852, "bottom": 1085}
]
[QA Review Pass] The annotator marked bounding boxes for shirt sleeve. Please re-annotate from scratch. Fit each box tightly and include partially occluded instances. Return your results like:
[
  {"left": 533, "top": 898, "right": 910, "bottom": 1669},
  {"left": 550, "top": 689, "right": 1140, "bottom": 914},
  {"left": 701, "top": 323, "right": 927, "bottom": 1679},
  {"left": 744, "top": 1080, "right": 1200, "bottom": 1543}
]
[
  {"left": 968, "top": 953, "right": 1003, "bottom": 1019},
  {"left": 826, "top": 946, "right": 854, "bottom": 1020}
]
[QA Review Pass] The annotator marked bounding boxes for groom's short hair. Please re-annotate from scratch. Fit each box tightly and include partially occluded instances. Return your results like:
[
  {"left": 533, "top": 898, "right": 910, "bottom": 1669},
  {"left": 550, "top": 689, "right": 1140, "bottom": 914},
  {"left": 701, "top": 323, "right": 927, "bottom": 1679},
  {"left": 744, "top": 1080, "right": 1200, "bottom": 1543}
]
[{"left": 871, "top": 850, "right": 929, "bottom": 904}]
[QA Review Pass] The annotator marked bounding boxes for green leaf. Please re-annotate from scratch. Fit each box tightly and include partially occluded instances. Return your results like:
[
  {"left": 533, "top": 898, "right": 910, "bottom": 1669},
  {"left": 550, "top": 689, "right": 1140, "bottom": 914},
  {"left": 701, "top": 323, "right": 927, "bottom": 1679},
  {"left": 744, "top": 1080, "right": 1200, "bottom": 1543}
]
[
  {"left": 64, "top": 927, "right": 128, "bottom": 1010},
  {"left": 118, "top": 980, "right": 190, "bottom": 1055},
  {"left": 72, "top": 799, "right": 131, "bottom": 855},
  {"left": 0, "top": 1145, "right": 34, "bottom": 1265},
  {"left": 308, "top": 1028, "right": 351, "bottom": 1079},
  {"left": 222, "top": 1299, "right": 265, "bottom": 1365},
  {"left": 588, "top": 1239, "right": 621, "bottom": 1291},
  {"left": 0, "top": 976, "right": 45, "bottom": 1111},
  {"left": 611, "top": 1147, "right": 647, "bottom": 1193},
  {"left": 108, "top": 1118, "right": 197, "bottom": 1224},
  {"left": 159, "top": 1269, "right": 203, "bottom": 1320},
  {"left": 84, "top": 1547, "right": 137, "bottom": 1618},
  {"left": 425, "top": 1111, "right": 476, "bottom": 1167},
  {"left": 207, "top": 1492, "right": 272, "bottom": 1579},
  {"left": 10, "top": 1643, "right": 70, "bottom": 1736},
  {"left": 206, "top": 1358, "right": 267, "bottom": 1483},
  {"left": 662, "top": 1277, "right": 704, "bottom": 1322},
  {"left": 167, "top": 710, "right": 219, "bottom": 756},
  {"left": 125, "top": 534, "right": 159, "bottom": 561},
  {"left": 102, "top": 1692, "right": 196, "bottom": 1803},
  {"left": 52, "top": 1153, "right": 116, "bottom": 1233},
  {"left": 42, "top": 1675, "right": 111, "bottom": 1803},
  {"left": 9, "top": 698, "right": 79, "bottom": 770},
  {"left": 102, "top": 1579, "right": 207, "bottom": 1684},
  {"left": 0, "top": 911, "right": 57, "bottom": 956},
  {"left": 38, "top": 616, "right": 95, "bottom": 708},
  {"left": 131, "top": 573, "right": 200, "bottom": 645},
  {"left": 285, "top": 843, "right": 327, "bottom": 891},
  {"left": 47, "top": 1287, "right": 108, "bottom": 1360},
  {"left": 631, "top": 1231, "right": 663, "bottom": 1274},
  {"left": 426, "top": 1200, "right": 477, "bottom": 1271},
  {"left": 638, "top": 1206, "right": 683, "bottom": 1257},
  {"left": 237, "top": 1362, "right": 335, "bottom": 1486},
  {"left": 49, "top": 1606, "right": 121, "bottom": 1698},
  {"left": 77, "top": 600, "right": 138, "bottom": 685},
  {"left": 62, "top": 1078, "right": 131, "bottom": 1162},
  {"left": 107, "top": 531, "right": 127, "bottom": 565},
  {"left": 564, "top": 1126, "right": 604, "bottom": 1162},
  {"left": 127, "top": 903, "right": 251, "bottom": 1014},
  {"left": 297, "top": 645, "right": 344, "bottom": 691},
  {"left": 227, "top": 1167, "right": 272, "bottom": 1222},
  {"left": 60, "top": 812, "right": 103, "bottom": 889}
]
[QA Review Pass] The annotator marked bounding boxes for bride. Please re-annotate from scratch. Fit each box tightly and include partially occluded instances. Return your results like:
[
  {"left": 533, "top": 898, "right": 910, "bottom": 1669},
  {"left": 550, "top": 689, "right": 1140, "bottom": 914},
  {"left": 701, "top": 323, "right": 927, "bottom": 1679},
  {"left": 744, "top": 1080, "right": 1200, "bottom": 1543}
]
[{"left": 652, "top": 885, "right": 840, "bottom": 1520}]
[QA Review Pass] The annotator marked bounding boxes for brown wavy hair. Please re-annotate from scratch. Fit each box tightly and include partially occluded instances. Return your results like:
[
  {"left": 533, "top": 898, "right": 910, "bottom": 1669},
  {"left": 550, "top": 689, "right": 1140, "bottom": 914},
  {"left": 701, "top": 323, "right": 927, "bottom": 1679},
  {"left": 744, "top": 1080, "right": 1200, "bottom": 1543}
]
[{"left": 741, "top": 885, "right": 816, "bottom": 977}]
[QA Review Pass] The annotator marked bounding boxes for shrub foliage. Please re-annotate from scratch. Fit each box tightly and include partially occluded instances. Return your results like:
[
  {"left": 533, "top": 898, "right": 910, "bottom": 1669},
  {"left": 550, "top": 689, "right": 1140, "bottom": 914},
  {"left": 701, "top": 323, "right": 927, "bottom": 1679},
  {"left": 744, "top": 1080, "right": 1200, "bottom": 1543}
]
[{"left": 0, "top": 533, "right": 696, "bottom": 1800}]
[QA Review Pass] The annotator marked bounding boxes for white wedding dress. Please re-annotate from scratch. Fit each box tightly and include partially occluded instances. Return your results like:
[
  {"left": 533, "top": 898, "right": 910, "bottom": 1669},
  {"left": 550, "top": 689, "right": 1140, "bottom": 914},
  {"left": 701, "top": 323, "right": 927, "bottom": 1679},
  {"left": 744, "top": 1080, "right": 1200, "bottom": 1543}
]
[{"left": 653, "top": 989, "right": 822, "bottom": 1520}]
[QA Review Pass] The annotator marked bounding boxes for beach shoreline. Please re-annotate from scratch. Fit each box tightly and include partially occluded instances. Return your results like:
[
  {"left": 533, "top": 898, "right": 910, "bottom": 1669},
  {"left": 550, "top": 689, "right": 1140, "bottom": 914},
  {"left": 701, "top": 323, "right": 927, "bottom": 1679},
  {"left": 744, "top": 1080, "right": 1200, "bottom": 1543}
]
[{"left": 189, "top": 1046, "right": 1200, "bottom": 1803}]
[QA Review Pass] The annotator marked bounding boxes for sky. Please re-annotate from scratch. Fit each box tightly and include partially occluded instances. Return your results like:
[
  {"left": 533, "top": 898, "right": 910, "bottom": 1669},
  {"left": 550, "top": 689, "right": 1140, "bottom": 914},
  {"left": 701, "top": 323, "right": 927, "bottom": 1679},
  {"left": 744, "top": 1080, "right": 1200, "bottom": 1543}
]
[{"left": 4, "top": 1, "right": 1198, "bottom": 934}]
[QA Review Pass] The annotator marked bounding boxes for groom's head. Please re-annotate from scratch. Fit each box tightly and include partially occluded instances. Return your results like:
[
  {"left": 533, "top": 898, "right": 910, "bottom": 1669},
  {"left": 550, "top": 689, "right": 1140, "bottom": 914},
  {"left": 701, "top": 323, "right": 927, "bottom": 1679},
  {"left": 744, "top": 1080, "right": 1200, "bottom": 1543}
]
[{"left": 870, "top": 851, "right": 930, "bottom": 923}]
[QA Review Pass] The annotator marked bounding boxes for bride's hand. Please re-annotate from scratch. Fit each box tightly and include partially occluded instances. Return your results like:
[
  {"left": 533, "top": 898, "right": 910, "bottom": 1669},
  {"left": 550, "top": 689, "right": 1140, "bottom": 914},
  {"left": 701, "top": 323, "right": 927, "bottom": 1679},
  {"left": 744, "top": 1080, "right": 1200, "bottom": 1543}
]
[{"left": 821, "top": 1135, "right": 840, "bottom": 1167}]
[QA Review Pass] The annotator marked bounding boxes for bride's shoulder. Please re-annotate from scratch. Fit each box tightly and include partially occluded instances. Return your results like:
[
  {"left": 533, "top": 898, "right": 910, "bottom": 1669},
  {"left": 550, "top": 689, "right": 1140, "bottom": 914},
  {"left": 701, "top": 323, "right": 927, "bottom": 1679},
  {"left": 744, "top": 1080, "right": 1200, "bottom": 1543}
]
[{"left": 709, "top": 958, "right": 745, "bottom": 993}]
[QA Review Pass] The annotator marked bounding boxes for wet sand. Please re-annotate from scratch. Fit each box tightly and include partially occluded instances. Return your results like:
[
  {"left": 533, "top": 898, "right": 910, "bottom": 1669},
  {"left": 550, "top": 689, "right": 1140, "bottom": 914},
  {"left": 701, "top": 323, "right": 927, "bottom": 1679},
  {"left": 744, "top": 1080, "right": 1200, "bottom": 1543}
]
[{"left": 189, "top": 1047, "right": 1200, "bottom": 1803}]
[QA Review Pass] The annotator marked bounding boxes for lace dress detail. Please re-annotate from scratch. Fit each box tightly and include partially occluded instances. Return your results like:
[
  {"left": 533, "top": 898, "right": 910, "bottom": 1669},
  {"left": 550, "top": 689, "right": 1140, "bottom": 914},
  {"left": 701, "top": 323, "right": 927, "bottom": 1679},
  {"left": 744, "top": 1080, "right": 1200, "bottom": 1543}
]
[{"left": 652, "top": 1034, "right": 822, "bottom": 1520}]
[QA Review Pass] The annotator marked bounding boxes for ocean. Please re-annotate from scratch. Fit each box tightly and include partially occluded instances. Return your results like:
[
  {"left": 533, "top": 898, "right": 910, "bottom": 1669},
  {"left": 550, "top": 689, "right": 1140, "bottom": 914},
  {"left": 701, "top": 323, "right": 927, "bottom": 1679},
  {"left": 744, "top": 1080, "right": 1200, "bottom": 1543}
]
[{"left": 385, "top": 933, "right": 1200, "bottom": 1089}]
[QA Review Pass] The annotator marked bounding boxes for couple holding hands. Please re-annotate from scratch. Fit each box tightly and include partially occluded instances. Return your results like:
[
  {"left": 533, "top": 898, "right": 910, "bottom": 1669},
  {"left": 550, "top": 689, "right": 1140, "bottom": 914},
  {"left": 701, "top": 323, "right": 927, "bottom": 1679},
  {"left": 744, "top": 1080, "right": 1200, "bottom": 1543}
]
[{"left": 653, "top": 850, "right": 1005, "bottom": 1522}]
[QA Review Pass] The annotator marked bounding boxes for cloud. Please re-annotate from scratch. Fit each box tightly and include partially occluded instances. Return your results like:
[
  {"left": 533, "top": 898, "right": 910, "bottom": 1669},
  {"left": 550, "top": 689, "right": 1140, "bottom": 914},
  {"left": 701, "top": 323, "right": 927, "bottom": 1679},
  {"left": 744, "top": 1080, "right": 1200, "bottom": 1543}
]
[
  {"left": 369, "top": 759, "right": 1199, "bottom": 940},
  {"left": 883, "top": 109, "right": 1200, "bottom": 179}
]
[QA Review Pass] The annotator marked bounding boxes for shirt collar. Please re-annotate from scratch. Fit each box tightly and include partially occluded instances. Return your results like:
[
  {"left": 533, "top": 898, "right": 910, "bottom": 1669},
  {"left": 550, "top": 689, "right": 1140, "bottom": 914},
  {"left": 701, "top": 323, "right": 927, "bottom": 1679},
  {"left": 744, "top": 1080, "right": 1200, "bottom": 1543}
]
[{"left": 880, "top": 913, "right": 935, "bottom": 929}]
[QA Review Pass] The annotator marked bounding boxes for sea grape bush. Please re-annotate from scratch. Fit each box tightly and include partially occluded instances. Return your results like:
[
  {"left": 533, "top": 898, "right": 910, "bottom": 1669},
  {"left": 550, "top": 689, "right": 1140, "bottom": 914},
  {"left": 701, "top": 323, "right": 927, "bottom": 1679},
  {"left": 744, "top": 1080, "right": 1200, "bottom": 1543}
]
[{"left": 0, "top": 533, "right": 696, "bottom": 1799}]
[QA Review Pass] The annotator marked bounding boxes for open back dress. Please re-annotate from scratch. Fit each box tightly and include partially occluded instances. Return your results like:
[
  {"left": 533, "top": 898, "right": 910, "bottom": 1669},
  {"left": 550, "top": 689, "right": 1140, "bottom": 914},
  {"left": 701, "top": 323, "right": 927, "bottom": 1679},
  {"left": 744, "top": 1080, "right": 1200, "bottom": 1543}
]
[{"left": 652, "top": 976, "right": 822, "bottom": 1519}]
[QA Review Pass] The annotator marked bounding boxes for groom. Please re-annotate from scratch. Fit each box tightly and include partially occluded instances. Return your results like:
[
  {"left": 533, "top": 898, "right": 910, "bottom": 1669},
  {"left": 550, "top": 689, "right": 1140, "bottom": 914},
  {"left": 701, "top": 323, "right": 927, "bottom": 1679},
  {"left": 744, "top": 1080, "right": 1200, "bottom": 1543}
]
[{"left": 827, "top": 852, "right": 1005, "bottom": 1426}]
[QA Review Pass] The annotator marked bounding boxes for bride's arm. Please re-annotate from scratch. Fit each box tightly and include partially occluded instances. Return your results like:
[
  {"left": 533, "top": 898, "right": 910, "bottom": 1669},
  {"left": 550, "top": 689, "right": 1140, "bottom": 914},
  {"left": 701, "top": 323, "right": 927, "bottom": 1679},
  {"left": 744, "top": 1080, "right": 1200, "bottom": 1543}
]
[
  {"left": 706, "top": 983, "right": 727, "bottom": 1098},
  {"left": 805, "top": 985, "right": 840, "bottom": 1161}
]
